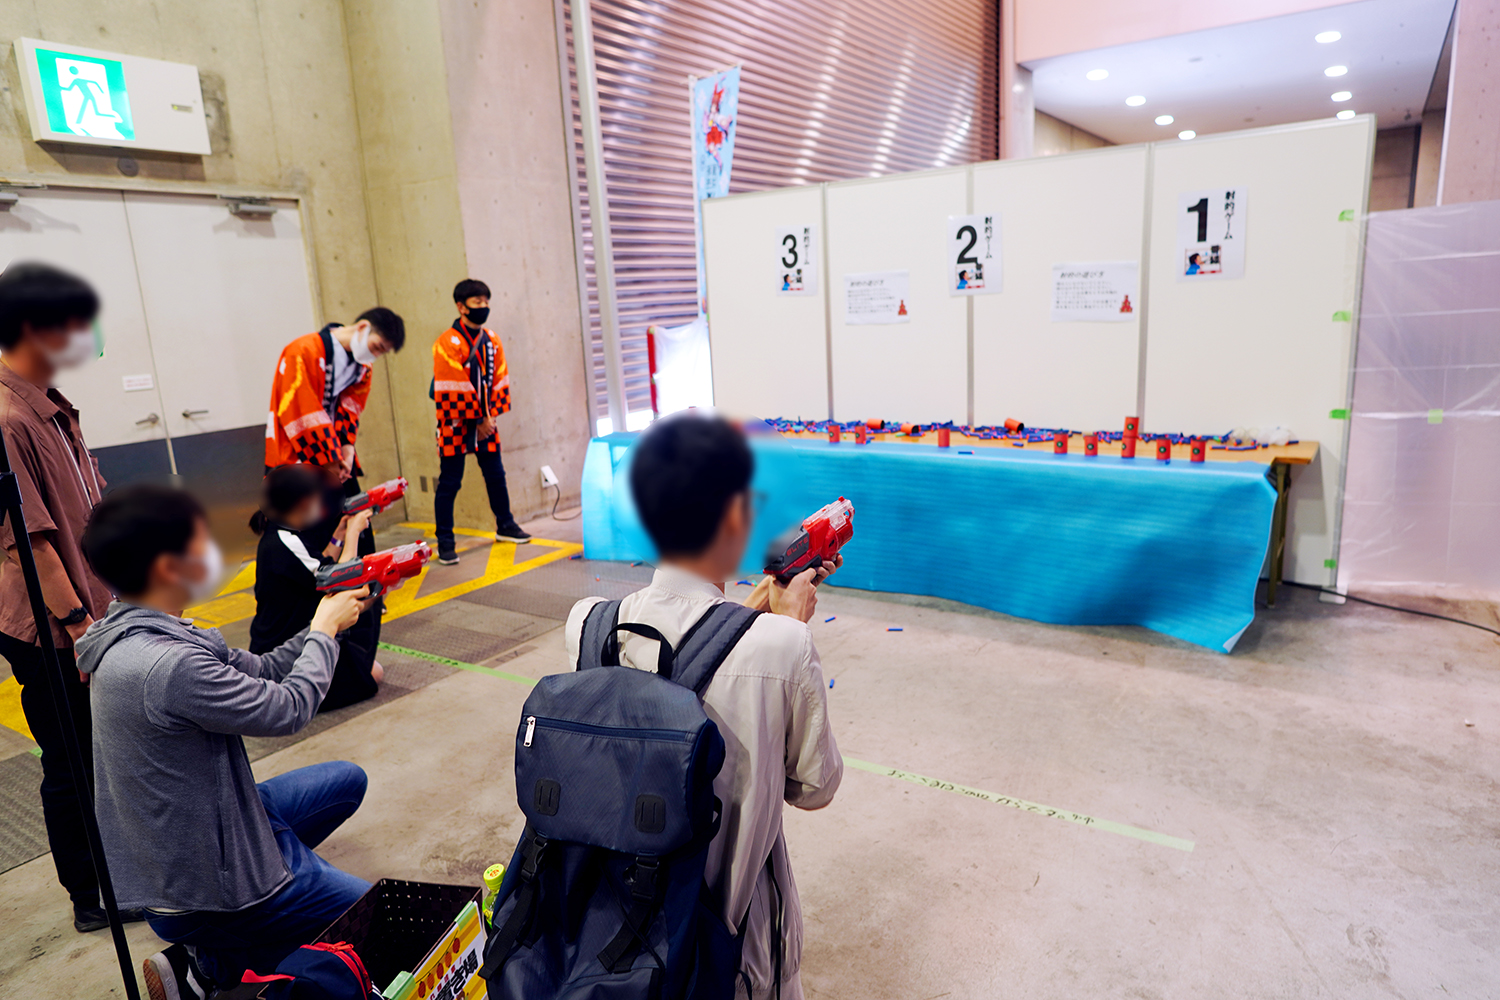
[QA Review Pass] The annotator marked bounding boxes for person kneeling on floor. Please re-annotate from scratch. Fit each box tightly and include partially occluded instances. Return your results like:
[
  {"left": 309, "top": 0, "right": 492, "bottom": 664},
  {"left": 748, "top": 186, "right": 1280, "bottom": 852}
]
[
  {"left": 77, "top": 485, "right": 373, "bottom": 999},
  {"left": 563, "top": 413, "right": 844, "bottom": 1000}
]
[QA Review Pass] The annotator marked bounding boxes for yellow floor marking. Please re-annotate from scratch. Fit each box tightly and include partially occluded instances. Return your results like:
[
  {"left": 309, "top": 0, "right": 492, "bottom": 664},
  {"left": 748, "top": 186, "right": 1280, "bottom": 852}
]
[
  {"left": 0, "top": 676, "right": 34, "bottom": 741},
  {"left": 189, "top": 591, "right": 259, "bottom": 629},
  {"left": 218, "top": 560, "right": 257, "bottom": 596}
]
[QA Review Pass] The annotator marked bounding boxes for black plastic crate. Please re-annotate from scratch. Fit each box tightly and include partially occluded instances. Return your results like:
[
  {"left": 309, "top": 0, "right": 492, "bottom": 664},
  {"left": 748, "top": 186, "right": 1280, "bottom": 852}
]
[{"left": 317, "top": 878, "right": 482, "bottom": 991}]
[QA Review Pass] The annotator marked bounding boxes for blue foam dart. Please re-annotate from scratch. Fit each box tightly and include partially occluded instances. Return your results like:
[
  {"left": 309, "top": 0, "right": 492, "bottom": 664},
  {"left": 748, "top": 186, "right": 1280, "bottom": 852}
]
[{"left": 581, "top": 436, "right": 1275, "bottom": 652}]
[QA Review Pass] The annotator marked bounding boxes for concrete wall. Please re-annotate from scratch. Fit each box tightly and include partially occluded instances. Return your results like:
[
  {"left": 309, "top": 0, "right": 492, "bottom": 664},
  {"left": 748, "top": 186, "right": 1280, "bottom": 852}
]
[
  {"left": 1033, "top": 111, "right": 1110, "bottom": 157},
  {"left": 1369, "top": 126, "right": 1419, "bottom": 211},
  {"left": 1438, "top": 0, "right": 1500, "bottom": 203}
]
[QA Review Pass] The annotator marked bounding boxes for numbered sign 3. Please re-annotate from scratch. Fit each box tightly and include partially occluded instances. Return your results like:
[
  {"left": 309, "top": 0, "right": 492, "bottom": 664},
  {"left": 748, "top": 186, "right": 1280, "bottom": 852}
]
[
  {"left": 774, "top": 224, "right": 818, "bottom": 296},
  {"left": 1177, "top": 187, "right": 1246, "bottom": 282},
  {"left": 947, "top": 213, "right": 1001, "bottom": 296}
]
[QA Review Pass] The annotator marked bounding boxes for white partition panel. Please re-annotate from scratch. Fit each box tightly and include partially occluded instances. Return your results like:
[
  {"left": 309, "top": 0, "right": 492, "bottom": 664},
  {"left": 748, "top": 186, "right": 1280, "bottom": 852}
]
[
  {"left": 1145, "top": 117, "right": 1374, "bottom": 584},
  {"left": 971, "top": 146, "right": 1147, "bottom": 430},
  {"left": 704, "top": 185, "right": 829, "bottom": 420},
  {"left": 826, "top": 168, "right": 969, "bottom": 423}
]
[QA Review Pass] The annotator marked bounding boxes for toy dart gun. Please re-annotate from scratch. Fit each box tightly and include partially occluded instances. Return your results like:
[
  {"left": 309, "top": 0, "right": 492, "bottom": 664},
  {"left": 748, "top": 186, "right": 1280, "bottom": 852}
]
[
  {"left": 763, "top": 497, "right": 855, "bottom": 583},
  {"left": 315, "top": 541, "right": 432, "bottom": 597},
  {"left": 344, "top": 477, "right": 408, "bottom": 515}
]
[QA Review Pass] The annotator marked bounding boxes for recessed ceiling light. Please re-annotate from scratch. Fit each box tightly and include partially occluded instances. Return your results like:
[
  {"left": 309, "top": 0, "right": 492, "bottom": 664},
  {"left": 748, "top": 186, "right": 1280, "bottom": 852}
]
[
  {"left": 1178, "top": 130, "right": 1196, "bottom": 140},
  {"left": 1155, "top": 114, "right": 1174, "bottom": 125},
  {"left": 1315, "top": 30, "right": 1342, "bottom": 43},
  {"left": 1086, "top": 68, "right": 1109, "bottom": 81},
  {"left": 1336, "top": 109, "right": 1356, "bottom": 120},
  {"left": 1325, "top": 65, "right": 1348, "bottom": 77},
  {"left": 1331, "top": 91, "right": 1352, "bottom": 102},
  {"left": 1125, "top": 95, "right": 1146, "bottom": 107}
]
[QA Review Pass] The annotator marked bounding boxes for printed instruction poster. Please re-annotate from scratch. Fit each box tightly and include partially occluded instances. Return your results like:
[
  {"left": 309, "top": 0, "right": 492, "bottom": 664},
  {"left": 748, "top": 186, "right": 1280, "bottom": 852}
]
[
  {"left": 774, "top": 225, "right": 817, "bottom": 296},
  {"left": 1050, "top": 262, "right": 1139, "bottom": 322},
  {"left": 947, "top": 213, "right": 1001, "bottom": 296},
  {"left": 843, "top": 270, "right": 910, "bottom": 325},
  {"left": 1177, "top": 187, "right": 1246, "bottom": 281}
]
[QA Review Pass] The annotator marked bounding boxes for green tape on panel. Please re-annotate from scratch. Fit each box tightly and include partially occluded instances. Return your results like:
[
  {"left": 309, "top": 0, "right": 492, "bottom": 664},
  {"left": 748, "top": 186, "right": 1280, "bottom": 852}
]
[
  {"left": 843, "top": 756, "right": 1195, "bottom": 852},
  {"left": 1329, "top": 408, "right": 1350, "bottom": 419},
  {"left": 1428, "top": 409, "right": 1444, "bottom": 424},
  {"left": 1332, "top": 310, "right": 1352, "bottom": 322},
  {"left": 1324, "top": 558, "right": 1337, "bottom": 569},
  {"left": 1338, "top": 209, "right": 1356, "bottom": 221}
]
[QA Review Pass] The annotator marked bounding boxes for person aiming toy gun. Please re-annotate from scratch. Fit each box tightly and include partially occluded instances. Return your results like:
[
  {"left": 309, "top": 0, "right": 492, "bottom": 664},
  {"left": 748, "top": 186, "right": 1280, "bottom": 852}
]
[{"left": 315, "top": 542, "right": 432, "bottom": 597}]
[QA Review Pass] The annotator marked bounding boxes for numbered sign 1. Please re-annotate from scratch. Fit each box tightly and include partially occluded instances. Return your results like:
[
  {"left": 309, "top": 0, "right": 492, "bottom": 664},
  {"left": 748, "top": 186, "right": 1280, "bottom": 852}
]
[
  {"left": 1177, "top": 187, "right": 1246, "bottom": 282},
  {"left": 774, "top": 225, "right": 817, "bottom": 296},
  {"left": 947, "top": 213, "right": 1001, "bottom": 296}
]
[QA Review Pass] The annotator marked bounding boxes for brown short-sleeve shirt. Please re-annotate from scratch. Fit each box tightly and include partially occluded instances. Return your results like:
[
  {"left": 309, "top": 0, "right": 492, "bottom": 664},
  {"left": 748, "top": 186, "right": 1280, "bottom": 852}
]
[{"left": 0, "top": 363, "right": 111, "bottom": 648}]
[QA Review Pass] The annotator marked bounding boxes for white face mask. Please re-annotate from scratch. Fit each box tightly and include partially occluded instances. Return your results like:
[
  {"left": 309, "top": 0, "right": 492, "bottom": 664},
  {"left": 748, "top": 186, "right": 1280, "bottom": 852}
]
[
  {"left": 46, "top": 330, "right": 98, "bottom": 370},
  {"left": 350, "top": 327, "right": 379, "bottom": 366},
  {"left": 184, "top": 540, "right": 225, "bottom": 605}
]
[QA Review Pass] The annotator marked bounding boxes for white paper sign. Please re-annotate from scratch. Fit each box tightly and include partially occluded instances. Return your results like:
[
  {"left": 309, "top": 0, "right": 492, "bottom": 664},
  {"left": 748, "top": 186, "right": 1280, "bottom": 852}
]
[
  {"left": 122, "top": 373, "right": 155, "bottom": 392},
  {"left": 843, "top": 270, "right": 910, "bottom": 325},
  {"left": 774, "top": 225, "right": 817, "bottom": 295},
  {"left": 1051, "top": 262, "right": 1139, "bottom": 322},
  {"left": 947, "top": 213, "right": 1001, "bottom": 296},
  {"left": 1177, "top": 187, "right": 1246, "bottom": 281}
]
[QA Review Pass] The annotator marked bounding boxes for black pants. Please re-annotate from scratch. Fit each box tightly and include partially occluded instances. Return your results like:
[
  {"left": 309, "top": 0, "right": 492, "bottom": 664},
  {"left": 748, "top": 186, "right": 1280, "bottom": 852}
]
[
  {"left": 434, "top": 449, "right": 514, "bottom": 553},
  {"left": 0, "top": 631, "right": 98, "bottom": 906}
]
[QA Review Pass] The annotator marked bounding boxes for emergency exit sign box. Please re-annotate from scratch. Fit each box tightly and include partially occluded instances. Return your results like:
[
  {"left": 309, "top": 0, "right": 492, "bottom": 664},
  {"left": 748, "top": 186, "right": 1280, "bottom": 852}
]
[{"left": 14, "top": 38, "right": 211, "bottom": 155}]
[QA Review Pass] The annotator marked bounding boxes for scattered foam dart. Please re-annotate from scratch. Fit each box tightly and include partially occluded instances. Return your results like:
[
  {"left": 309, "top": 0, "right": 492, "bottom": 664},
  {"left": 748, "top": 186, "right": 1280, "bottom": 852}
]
[
  {"left": 855, "top": 424, "right": 868, "bottom": 445},
  {"left": 1120, "top": 435, "right": 1137, "bottom": 458},
  {"left": 1084, "top": 433, "right": 1099, "bottom": 456},
  {"left": 829, "top": 425, "right": 841, "bottom": 443},
  {"left": 1189, "top": 438, "right": 1206, "bottom": 462},
  {"left": 1155, "top": 438, "right": 1172, "bottom": 461},
  {"left": 1124, "top": 415, "right": 1141, "bottom": 436},
  {"left": 1053, "top": 431, "right": 1069, "bottom": 454},
  {"left": 937, "top": 426, "right": 951, "bottom": 447},
  {"left": 1004, "top": 418, "right": 1025, "bottom": 433}
]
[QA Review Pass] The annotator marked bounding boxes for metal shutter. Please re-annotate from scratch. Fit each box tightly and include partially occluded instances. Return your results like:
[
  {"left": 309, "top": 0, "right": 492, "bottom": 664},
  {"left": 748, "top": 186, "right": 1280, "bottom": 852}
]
[{"left": 561, "top": 0, "right": 1000, "bottom": 425}]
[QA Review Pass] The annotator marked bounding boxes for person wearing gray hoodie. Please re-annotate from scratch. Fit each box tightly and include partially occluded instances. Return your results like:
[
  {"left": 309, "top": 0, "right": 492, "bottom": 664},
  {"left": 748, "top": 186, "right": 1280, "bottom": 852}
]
[{"left": 77, "top": 484, "right": 371, "bottom": 999}]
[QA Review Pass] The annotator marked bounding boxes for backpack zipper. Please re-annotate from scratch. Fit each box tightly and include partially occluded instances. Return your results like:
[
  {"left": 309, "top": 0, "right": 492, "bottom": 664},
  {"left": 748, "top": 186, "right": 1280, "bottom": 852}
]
[{"left": 523, "top": 715, "right": 692, "bottom": 747}]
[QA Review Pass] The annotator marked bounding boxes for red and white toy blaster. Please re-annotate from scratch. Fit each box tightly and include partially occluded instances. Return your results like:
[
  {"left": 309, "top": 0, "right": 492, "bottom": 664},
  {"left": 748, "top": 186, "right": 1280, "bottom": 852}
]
[
  {"left": 763, "top": 497, "right": 855, "bottom": 583},
  {"left": 344, "top": 478, "right": 408, "bottom": 515},
  {"left": 315, "top": 541, "right": 431, "bottom": 596}
]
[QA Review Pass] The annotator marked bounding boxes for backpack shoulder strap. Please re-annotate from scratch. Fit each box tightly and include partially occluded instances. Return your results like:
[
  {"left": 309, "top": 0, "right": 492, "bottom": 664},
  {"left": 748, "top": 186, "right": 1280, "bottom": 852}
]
[
  {"left": 577, "top": 599, "right": 623, "bottom": 671},
  {"left": 669, "top": 602, "right": 763, "bottom": 696}
]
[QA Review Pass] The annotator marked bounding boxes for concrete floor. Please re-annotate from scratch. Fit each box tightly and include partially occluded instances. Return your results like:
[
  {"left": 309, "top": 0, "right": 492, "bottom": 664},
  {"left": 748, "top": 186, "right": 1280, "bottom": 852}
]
[{"left": 1, "top": 510, "right": 1497, "bottom": 999}]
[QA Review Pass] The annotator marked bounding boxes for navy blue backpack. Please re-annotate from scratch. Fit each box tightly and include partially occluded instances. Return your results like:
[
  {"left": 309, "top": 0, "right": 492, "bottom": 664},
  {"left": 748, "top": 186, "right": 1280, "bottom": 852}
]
[{"left": 480, "top": 599, "right": 762, "bottom": 1000}]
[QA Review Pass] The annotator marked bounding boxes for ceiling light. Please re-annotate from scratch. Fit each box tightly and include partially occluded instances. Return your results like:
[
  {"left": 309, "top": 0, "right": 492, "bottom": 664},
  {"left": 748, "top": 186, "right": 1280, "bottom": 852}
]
[
  {"left": 1155, "top": 114, "right": 1174, "bottom": 125},
  {"left": 1125, "top": 95, "right": 1146, "bottom": 107},
  {"left": 1178, "top": 130, "right": 1196, "bottom": 140},
  {"left": 1336, "top": 109, "right": 1356, "bottom": 120},
  {"left": 1315, "top": 30, "right": 1342, "bottom": 43},
  {"left": 1085, "top": 68, "right": 1109, "bottom": 81},
  {"left": 1331, "top": 91, "right": 1352, "bottom": 102},
  {"left": 1325, "top": 65, "right": 1348, "bottom": 77}
]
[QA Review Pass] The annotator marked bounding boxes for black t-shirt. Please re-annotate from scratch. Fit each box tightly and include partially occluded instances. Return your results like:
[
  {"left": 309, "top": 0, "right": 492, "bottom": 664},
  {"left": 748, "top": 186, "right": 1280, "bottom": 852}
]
[{"left": 249, "top": 522, "right": 329, "bottom": 655}]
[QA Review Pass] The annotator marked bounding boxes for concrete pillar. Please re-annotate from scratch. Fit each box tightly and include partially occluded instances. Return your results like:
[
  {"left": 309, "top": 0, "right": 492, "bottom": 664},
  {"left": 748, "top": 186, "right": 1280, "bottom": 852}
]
[{"left": 1439, "top": 0, "right": 1500, "bottom": 204}]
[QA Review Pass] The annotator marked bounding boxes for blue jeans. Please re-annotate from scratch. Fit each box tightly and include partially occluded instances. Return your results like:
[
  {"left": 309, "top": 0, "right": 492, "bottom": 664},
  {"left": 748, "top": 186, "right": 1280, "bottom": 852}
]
[
  {"left": 145, "top": 762, "right": 372, "bottom": 989},
  {"left": 434, "top": 448, "right": 515, "bottom": 552}
]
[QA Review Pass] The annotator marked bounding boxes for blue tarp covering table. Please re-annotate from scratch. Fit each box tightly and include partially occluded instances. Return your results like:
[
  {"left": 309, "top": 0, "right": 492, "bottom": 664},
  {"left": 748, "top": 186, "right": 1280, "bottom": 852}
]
[{"left": 581, "top": 433, "right": 1277, "bottom": 652}]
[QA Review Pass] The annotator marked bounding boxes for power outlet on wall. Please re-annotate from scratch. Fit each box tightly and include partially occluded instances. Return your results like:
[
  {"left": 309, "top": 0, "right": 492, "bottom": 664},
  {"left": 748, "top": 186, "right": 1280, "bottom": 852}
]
[{"left": 539, "top": 465, "right": 559, "bottom": 488}]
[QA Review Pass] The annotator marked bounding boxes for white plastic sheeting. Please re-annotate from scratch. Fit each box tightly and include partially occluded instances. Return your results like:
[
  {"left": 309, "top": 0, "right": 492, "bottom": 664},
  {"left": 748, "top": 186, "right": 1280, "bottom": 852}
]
[{"left": 1339, "top": 200, "right": 1500, "bottom": 589}]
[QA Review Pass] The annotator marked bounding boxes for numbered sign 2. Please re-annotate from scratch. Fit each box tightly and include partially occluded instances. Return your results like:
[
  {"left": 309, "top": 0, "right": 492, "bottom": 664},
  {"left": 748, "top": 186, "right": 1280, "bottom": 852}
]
[
  {"left": 947, "top": 213, "right": 1001, "bottom": 296},
  {"left": 1177, "top": 187, "right": 1246, "bottom": 282},
  {"left": 774, "top": 225, "right": 818, "bottom": 296}
]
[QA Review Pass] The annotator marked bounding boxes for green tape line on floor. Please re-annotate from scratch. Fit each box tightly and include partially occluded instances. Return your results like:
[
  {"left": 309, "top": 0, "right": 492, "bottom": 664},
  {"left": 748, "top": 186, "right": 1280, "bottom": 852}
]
[
  {"left": 380, "top": 639, "right": 1196, "bottom": 853},
  {"left": 842, "top": 757, "right": 1195, "bottom": 852}
]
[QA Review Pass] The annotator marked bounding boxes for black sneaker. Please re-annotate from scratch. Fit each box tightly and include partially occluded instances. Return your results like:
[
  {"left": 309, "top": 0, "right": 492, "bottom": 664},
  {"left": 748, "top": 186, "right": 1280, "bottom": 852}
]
[
  {"left": 437, "top": 549, "right": 460, "bottom": 566},
  {"left": 73, "top": 903, "right": 146, "bottom": 933},
  {"left": 143, "top": 944, "right": 209, "bottom": 1000},
  {"left": 496, "top": 523, "right": 532, "bottom": 543}
]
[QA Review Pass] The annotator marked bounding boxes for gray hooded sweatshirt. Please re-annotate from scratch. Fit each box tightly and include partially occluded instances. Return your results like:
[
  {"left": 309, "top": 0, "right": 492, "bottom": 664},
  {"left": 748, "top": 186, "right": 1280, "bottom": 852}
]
[{"left": 76, "top": 601, "right": 339, "bottom": 912}]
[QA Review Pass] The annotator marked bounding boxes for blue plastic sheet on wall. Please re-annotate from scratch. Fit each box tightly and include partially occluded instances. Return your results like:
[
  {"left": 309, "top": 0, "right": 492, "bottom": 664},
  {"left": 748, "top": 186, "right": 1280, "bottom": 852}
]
[{"left": 582, "top": 435, "right": 1276, "bottom": 652}]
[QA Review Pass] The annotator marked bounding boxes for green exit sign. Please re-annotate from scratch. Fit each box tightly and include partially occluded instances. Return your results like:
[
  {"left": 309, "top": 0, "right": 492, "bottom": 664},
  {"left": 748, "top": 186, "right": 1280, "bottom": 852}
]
[{"left": 14, "top": 38, "right": 210, "bottom": 155}]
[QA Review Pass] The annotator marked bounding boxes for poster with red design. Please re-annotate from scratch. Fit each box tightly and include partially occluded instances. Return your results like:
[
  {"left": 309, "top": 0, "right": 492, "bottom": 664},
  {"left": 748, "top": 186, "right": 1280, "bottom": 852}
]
[
  {"left": 1049, "top": 262, "right": 1139, "bottom": 322},
  {"left": 843, "top": 270, "right": 911, "bottom": 325}
]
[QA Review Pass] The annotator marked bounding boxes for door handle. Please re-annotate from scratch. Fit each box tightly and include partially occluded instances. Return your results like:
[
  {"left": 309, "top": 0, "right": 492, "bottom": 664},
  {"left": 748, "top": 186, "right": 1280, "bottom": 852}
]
[
  {"left": 136, "top": 413, "right": 160, "bottom": 427},
  {"left": 182, "top": 409, "right": 209, "bottom": 419}
]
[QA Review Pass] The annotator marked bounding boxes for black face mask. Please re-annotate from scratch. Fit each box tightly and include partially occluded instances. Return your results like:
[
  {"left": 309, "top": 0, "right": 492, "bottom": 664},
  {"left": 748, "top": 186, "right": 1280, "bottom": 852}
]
[{"left": 464, "top": 306, "right": 490, "bottom": 326}]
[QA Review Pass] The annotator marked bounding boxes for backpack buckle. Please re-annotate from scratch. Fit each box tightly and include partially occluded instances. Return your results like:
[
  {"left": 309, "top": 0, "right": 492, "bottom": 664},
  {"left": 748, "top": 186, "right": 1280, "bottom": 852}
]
[
  {"left": 520, "top": 833, "right": 549, "bottom": 880},
  {"left": 628, "top": 858, "right": 659, "bottom": 901}
]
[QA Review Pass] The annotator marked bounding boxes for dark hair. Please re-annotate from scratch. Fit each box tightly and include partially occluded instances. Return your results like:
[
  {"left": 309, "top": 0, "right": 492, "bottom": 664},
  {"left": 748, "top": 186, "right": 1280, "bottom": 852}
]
[
  {"left": 250, "top": 463, "right": 324, "bottom": 534},
  {"left": 0, "top": 262, "right": 100, "bottom": 351},
  {"left": 629, "top": 413, "right": 753, "bottom": 556},
  {"left": 357, "top": 306, "right": 405, "bottom": 351},
  {"left": 83, "top": 485, "right": 206, "bottom": 596},
  {"left": 453, "top": 279, "right": 491, "bottom": 304}
]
